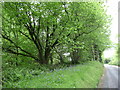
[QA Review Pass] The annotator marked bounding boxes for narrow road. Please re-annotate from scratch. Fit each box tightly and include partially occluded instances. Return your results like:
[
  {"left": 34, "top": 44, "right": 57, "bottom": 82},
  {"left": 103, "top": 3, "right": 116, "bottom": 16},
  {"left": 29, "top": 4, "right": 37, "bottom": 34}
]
[{"left": 98, "top": 64, "right": 119, "bottom": 88}]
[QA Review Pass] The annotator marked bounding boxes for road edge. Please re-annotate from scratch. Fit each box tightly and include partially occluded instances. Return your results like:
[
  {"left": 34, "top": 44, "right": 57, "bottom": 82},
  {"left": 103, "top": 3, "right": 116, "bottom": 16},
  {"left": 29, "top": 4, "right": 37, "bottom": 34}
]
[{"left": 97, "top": 65, "right": 106, "bottom": 88}]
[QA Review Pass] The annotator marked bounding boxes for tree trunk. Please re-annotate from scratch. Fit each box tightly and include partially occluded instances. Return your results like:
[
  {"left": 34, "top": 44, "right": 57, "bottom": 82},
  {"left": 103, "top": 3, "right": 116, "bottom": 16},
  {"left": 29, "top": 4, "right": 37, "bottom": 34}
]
[
  {"left": 50, "top": 54, "right": 53, "bottom": 64},
  {"left": 71, "top": 49, "right": 79, "bottom": 64},
  {"left": 59, "top": 53, "right": 64, "bottom": 63},
  {"left": 98, "top": 50, "right": 102, "bottom": 62},
  {"left": 93, "top": 44, "right": 99, "bottom": 61}
]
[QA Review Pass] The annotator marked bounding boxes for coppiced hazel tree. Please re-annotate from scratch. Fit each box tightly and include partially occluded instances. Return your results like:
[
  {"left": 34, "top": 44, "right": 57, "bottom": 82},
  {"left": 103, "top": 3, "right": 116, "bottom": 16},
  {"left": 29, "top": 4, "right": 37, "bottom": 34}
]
[{"left": 2, "top": 2, "right": 111, "bottom": 64}]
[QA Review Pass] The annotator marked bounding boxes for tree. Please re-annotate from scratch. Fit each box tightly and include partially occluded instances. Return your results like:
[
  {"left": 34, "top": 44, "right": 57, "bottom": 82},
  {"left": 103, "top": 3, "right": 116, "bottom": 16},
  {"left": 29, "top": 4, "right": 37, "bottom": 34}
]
[
  {"left": 68, "top": 2, "right": 111, "bottom": 63},
  {"left": 2, "top": 2, "right": 111, "bottom": 64}
]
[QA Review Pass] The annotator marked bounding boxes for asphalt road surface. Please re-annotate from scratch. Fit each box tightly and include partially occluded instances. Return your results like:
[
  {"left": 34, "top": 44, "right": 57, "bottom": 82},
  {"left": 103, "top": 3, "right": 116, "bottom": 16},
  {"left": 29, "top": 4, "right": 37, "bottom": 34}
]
[{"left": 98, "top": 64, "right": 119, "bottom": 88}]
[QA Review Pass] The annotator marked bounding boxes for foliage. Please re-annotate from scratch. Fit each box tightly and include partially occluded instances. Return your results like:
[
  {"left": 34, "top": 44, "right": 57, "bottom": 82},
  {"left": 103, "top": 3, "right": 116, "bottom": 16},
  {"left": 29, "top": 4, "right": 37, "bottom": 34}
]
[
  {"left": 109, "top": 37, "right": 120, "bottom": 66},
  {"left": 2, "top": 2, "right": 111, "bottom": 64},
  {"left": 3, "top": 61, "right": 103, "bottom": 88},
  {"left": 2, "top": 52, "right": 71, "bottom": 87},
  {"left": 2, "top": 2, "right": 111, "bottom": 88}
]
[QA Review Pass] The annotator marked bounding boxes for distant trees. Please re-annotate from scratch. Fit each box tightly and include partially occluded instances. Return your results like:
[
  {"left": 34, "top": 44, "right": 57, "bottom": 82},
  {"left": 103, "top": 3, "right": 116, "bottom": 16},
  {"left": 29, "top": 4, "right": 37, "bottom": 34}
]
[{"left": 2, "top": 2, "right": 111, "bottom": 64}]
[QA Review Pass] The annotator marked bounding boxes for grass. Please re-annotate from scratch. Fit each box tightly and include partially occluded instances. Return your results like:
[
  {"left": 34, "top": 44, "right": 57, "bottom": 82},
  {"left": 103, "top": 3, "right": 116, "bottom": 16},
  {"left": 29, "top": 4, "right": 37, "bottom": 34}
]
[{"left": 4, "top": 61, "right": 104, "bottom": 88}]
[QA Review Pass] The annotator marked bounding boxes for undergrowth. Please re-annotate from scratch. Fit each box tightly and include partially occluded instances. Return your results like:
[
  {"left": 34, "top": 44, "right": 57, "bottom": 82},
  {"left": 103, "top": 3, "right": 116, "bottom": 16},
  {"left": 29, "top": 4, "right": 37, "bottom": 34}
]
[{"left": 2, "top": 59, "right": 103, "bottom": 88}]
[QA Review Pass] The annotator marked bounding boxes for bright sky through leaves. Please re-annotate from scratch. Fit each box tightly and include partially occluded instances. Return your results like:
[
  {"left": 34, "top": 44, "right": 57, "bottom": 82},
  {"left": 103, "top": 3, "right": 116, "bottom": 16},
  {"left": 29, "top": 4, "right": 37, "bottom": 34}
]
[
  {"left": 103, "top": 0, "right": 118, "bottom": 58},
  {"left": 105, "top": 0, "right": 118, "bottom": 44}
]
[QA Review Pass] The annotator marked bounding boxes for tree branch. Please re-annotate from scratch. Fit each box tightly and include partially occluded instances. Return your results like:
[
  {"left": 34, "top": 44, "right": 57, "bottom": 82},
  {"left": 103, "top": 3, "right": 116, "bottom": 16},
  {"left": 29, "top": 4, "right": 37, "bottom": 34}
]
[
  {"left": 2, "top": 34, "right": 36, "bottom": 58},
  {"left": 19, "top": 30, "right": 33, "bottom": 41},
  {"left": 37, "top": 16, "right": 41, "bottom": 36},
  {"left": 74, "top": 24, "right": 100, "bottom": 41},
  {"left": 3, "top": 47, "right": 37, "bottom": 60}
]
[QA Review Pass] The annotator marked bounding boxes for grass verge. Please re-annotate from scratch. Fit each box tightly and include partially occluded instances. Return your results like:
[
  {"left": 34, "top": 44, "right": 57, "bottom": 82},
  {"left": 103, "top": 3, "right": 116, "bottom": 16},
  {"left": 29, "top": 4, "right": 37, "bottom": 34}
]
[{"left": 7, "top": 61, "right": 104, "bottom": 88}]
